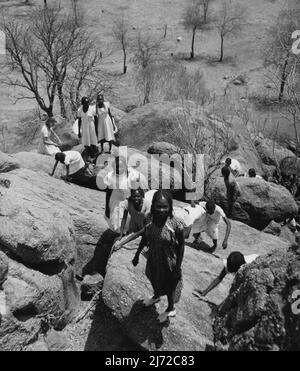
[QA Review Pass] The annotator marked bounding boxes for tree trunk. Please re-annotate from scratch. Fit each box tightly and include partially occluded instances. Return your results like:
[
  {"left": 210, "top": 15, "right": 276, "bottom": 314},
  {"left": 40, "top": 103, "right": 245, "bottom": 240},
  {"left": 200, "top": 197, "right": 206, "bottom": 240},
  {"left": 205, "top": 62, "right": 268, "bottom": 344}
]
[
  {"left": 163, "top": 24, "right": 168, "bottom": 38},
  {"left": 123, "top": 48, "right": 127, "bottom": 74},
  {"left": 58, "top": 84, "right": 67, "bottom": 118},
  {"left": 203, "top": 3, "right": 208, "bottom": 23},
  {"left": 45, "top": 106, "right": 54, "bottom": 118},
  {"left": 279, "top": 54, "right": 290, "bottom": 102},
  {"left": 143, "top": 81, "right": 151, "bottom": 105},
  {"left": 190, "top": 27, "right": 196, "bottom": 59},
  {"left": 219, "top": 34, "right": 224, "bottom": 62}
]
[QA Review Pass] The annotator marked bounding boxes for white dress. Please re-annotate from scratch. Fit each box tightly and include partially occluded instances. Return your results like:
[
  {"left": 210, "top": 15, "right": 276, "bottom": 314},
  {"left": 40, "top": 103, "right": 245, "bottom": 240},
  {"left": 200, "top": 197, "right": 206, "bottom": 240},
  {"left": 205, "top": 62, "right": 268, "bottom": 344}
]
[
  {"left": 97, "top": 102, "right": 116, "bottom": 142},
  {"left": 77, "top": 105, "right": 97, "bottom": 147},
  {"left": 38, "top": 125, "right": 60, "bottom": 156}
]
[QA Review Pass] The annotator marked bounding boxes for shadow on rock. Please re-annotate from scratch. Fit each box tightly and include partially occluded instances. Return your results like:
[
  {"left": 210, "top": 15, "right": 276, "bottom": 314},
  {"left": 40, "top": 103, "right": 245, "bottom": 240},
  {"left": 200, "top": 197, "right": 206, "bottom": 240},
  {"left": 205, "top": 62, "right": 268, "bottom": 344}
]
[
  {"left": 84, "top": 298, "right": 140, "bottom": 351},
  {"left": 82, "top": 229, "right": 119, "bottom": 278},
  {"left": 121, "top": 300, "right": 168, "bottom": 350}
]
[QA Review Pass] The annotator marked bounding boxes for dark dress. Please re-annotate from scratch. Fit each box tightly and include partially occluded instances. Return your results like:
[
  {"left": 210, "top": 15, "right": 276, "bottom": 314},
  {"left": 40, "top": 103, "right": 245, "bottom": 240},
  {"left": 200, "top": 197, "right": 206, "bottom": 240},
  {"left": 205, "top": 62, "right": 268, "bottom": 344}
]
[{"left": 144, "top": 215, "right": 185, "bottom": 302}]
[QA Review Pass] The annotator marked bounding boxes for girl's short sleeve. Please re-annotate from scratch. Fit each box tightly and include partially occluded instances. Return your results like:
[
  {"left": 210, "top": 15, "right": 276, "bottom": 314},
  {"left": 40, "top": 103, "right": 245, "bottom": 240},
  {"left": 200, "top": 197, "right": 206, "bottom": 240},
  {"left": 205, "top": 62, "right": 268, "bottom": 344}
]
[{"left": 41, "top": 126, "right": 48, "bottom": 138}]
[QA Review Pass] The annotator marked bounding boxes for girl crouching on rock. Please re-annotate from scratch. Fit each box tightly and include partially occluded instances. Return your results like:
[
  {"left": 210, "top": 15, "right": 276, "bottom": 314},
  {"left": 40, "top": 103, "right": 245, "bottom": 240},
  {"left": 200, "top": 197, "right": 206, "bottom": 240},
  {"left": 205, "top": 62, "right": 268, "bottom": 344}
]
[{"left": 114, "top": 190, "right": 185, "bottom": 323}]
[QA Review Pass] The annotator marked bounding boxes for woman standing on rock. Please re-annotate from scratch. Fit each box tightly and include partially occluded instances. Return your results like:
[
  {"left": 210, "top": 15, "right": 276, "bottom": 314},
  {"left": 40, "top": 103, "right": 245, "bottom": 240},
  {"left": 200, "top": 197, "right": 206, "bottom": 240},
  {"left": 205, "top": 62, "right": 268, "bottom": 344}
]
[
  {"left": 96, "top": 94, "right": 117, "bottom": 154},
  {"left": 77, "top": 97, "right": 98, "bottom": 159},
  {"left": 114, "top": 190, "right": 185, "bottom": 323}
]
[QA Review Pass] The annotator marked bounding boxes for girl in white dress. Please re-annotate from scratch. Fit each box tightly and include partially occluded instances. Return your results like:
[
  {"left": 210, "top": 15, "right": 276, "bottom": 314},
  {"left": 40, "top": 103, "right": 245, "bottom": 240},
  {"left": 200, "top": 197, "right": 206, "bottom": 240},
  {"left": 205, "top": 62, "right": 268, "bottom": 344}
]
[
  {"left": 38, "top": 117, "right": 61, "bottom": 156},
  {"left": 96, "top": 94, "right": 117, "bottom": 154},
  {"left": 77, "top": 97, "right": 98, "bottom": 157}
]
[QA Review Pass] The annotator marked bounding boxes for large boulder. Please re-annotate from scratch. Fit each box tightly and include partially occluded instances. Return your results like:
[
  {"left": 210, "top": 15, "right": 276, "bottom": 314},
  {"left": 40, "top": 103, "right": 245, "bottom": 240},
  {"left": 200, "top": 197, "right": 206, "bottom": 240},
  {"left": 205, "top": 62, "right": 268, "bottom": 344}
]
[
  {"left": 263, "top": 221, "right": 296, "bottom": 245},
  {"left": 0, "top": 256, "right": 80, "bottom": 351},
  {"left": 118, "top": 102, "right": 263, "bottom": 174},
  {"left": 213, "top": 245, "right": 300, "bottom": 351},
  {"left": 0, "top": 170, "right": 76, "bottom": 266},
  {"left": 280, "top": 156, "right": 300, "bottom": 177},
  {"left": 0, "top": 166, "right": 107, "bottom": 272},
  {"left": 102, "top": 202, "right": 290, "bottom": 351},
  {"left": 207, "top": 177, "right": 298, "bottom": 229},
  {"left": 147, "top": 142, "right": 181, "bottom": 156},
  {"left": 255, "top": 139, "right": 295, "bottom": 167}
]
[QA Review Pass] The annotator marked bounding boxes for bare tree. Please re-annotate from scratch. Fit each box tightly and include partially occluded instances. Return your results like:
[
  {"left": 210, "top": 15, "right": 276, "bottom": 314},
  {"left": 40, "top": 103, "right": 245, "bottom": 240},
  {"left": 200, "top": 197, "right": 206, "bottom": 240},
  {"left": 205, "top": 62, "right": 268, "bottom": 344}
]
[
  {"left": 200, "top": 0, "right": 213, "bottom": 24},
  {"left": 183, "top": 0, "right": 206, "bottom": 59},
  {"left": 112, "top": 15, "right": 131, "bottom": 74},
  {"left": 0, "top": 4, "right": 96, "bottom": 118},
  {"left": 165, "top": 100, "right": 236, "bottom": 192},
  {"left": 163, "top": 65, "right": 210, "bottom": 104},
  {"left": 132, "top": 31, "right": 164, "bottom": 69},
  {"left": 64, "top": 47, "right": 112, "bottom": 118},
  {"left": 264, "top": 3, "right": 300, "bottom": 101},
  {"left": 279, "top": 70, "right": 300, "bottom": 149},
  {"left": 132, "top": 31, "right": 165, "bottom": 105},
  {"left": 216, "top": 0, "right": 246, "bottom": 62}
]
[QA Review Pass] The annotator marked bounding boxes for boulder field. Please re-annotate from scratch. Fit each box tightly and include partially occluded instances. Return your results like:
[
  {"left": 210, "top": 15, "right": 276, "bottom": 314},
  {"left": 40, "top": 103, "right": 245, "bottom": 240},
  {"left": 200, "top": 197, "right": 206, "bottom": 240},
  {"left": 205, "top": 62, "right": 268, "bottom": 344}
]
[
  {"left": 0, "top": 150, "right": 296, "bottom": 351},
  {"left": 101, "top": 200, "right": 291, "bottom": 351}
]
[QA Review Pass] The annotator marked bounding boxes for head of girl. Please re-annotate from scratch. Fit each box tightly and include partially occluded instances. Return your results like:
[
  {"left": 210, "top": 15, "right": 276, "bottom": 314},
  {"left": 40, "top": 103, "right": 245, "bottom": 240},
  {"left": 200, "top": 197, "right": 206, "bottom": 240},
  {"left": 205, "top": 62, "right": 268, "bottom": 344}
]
[
  {"left": 151, "top": 190, "right": 173, "bottom": 223},
  {"left": 114, "top": 156, "right": 127, "bottom": 175},
  {"left": 81, "top": 96, "right": 90, "bottom": 112},
  {"left": 227, "top": 252, "right": 246, "bottom": 274},
  {"left": 46, "top": 117, "right": 57, "bottom": 129},
  {"left": 130, "top": 188, "right": 145, "bottom": 210},
  {"left": 97, "top": 93, "right": 104, "bottom": 107}
]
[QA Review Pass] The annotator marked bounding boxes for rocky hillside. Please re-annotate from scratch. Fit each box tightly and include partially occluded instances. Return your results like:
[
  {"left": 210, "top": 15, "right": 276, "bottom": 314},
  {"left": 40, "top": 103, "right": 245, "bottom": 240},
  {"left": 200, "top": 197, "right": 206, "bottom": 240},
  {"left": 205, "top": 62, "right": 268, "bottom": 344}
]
[
  {"left": 118, "top": 101, "right": 264, "bottom": 175},
  {"left": 0, "top": 150, "right": 295, "bottom": 351}
]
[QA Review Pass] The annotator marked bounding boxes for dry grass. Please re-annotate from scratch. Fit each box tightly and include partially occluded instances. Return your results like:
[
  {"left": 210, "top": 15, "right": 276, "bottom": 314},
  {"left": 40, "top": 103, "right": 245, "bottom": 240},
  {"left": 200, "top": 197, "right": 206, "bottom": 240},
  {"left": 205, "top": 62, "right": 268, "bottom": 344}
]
[{"left": 0, "top": 0, "right": 297, "bottom": 153}]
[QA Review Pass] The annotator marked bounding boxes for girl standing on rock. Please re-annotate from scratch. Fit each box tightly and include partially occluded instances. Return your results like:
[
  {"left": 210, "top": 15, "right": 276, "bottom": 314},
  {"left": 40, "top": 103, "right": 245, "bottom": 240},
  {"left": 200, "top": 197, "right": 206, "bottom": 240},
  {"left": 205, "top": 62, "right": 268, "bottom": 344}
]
[
  {"left": 96, "top": 94, "right": 117, "bottom": 154},
  {"left": 114, "top": 190, "right": 185, "bottom": 323},
  {"left": 77, "top": 97, "right": 98, "bottom": 159}
]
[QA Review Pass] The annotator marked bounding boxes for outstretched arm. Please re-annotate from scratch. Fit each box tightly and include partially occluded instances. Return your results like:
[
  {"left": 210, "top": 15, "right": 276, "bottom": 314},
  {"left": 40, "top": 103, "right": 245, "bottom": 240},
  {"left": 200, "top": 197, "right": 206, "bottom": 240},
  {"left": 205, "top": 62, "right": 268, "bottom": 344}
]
[
  {"left": 114, "top": 227, "right": 145, "bottom": 251},
  {"left": 119, "top": 209, "right": 129, "bottom": 238},
  {"left": 78, "top": 118, "right": 82, "bottom": 138},
  {"left": 222, "top": 216, "right": 231, "bottom": 249},
  {"left": 132, "top": 233, "right": 147, "bottom": 266},
  {"left": 50, "top": 160, "right": 59, "bottom": 176},
  {"left": 196, "top": 268, "right": 227, "bottom": 297},
  {"left": 175, "top": 228, "right": 185, "bottom": 270}
]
